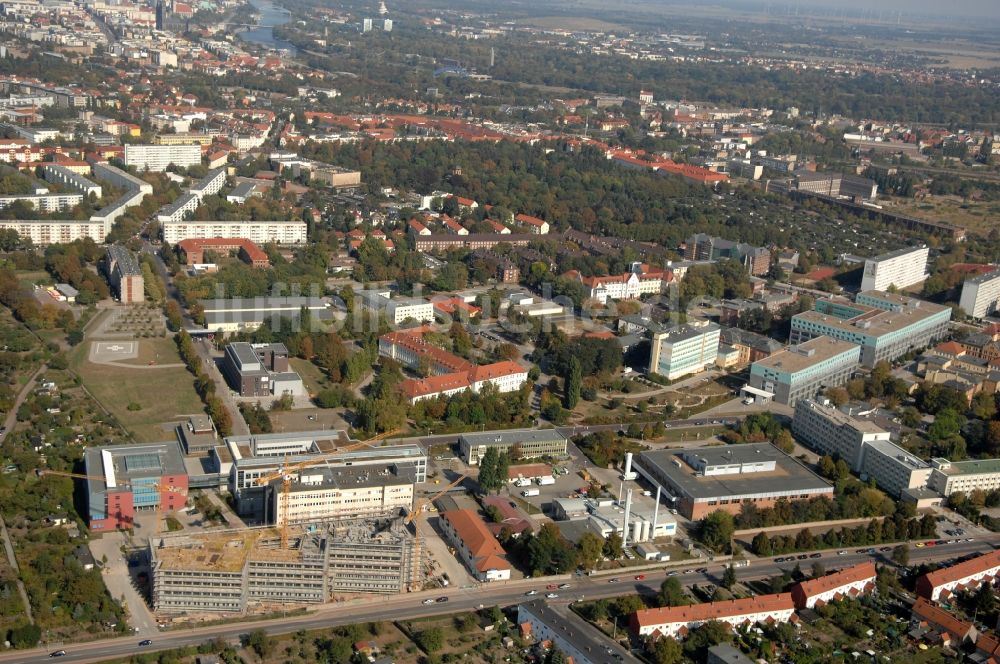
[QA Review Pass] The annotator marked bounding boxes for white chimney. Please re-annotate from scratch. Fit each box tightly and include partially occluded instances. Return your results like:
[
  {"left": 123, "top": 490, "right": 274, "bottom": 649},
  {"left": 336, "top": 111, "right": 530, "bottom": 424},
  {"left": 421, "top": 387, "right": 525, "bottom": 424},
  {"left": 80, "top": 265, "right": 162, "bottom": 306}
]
[
  {"left": 621, "top": 489, "right": 633, "bottom": 549},
  {"left": 624, "top": 452, "right": 633, "bottom": 476}
]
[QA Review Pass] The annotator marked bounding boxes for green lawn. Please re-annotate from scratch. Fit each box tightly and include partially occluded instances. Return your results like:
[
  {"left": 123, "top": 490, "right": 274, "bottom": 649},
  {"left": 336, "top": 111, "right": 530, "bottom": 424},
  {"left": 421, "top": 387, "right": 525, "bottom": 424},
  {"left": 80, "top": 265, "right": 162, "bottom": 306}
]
[
  {"left": 71, "top": 341, "right": 204, "bottom": 442},
  {"left": 289, "top": 356, "right": 330, "bottom": 396}
]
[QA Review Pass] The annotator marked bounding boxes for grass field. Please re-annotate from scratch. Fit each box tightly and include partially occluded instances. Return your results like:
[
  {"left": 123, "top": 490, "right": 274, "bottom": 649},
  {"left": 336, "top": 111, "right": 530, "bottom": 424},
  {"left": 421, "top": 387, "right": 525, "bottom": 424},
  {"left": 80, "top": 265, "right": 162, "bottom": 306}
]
[
  {"left": 883, "top": 195, "right": 1000, "bottom": 233},
  {"left": 520, "top": 15, "right": 626, "bottom": 32},
  {"left": 116, "top": 337, "right": 182, "bottom": 366},
  {"left": 289, "top": 356, "right": 330, "bottom": 396},
  {"left": 71, "top": 340, "right": 204, "bottom": 442}
]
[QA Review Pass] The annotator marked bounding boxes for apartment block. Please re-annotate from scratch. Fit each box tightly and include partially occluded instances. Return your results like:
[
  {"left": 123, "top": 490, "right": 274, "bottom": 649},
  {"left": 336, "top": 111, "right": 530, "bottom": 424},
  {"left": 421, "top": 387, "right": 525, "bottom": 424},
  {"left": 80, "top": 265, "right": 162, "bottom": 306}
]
[
  {"left": 517, "top": 601, "right": 639, "bottom": 664},
  {"left": 0, "top": 193, "right": 83, "bottom": 213},
  {"left": 42, "top": 164, "right": 102, "bottom": 197},
  {"left": 459, "top": 429, "right": 568, "bottom": 466},
  {"left": 960, "top": 270, "right": 1000, "bottom": 320},
  {"left": 0, "top": 219, "right": 107, "bottom": 245},
  {"left": 747, "top": 336, "right": 860, "bottom": 406},
  {"left": 124, "top": 143, "right": 201, "bottom": 172},
  {"left": 927, "top": 457, "right": 1000, "bottom": 497},
  {"left": 792, "top": 399, "right": 930, "bottom": 497},
  {"left": 156, "top": 192, "right": 199, "bottom": 224},
  {"left": 790, "top": 562, "right": 877, "bottom": 609},
  {"left": 916, "top": 549, "right": 1000, "bottom": 601},
  {"left": 790, "top": 291, "right": 951, "bottom": 367},
  {"left": 630, "top": 593, "right": 796, "bottom": 639},
  {"left": 161, "top": 219, "right": 307, "bottom": 245},
  {"left": 648, "top": 321, "right": 721, "bottom": 380},
  {"left": 859, "top": 245, "right": 929, "bottom": 292},
  {"left": 104, "top": 244, "right": 144, "bottom": 304}
]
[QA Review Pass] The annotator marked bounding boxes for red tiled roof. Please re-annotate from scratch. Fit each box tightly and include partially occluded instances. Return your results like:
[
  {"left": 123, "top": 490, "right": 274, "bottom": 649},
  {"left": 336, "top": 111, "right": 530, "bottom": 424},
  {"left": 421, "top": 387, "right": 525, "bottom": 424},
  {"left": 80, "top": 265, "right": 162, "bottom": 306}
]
[
  {"left": 514, "top": 213, "right": 546, "bottom": 228},
  {"left": 918, "top": 549, "right": 1000, "bottom": 598},
  {"left": 790, "top": 562, "right": 876, "bottom": 607},
  {"left": 912, "top": 597, "right": 975, "bottom": 640},
  {"left": 433, "top": 298, "right": 481, "bottom": 316},
  {"left": 632, "top": 593, "right": 795, "bottom": 630},
  {"left": 934, "top": 341, "right": 967, "bottom": 356},
  {"left": 441, "top": 509, "right": 510, "bottom": 572}
]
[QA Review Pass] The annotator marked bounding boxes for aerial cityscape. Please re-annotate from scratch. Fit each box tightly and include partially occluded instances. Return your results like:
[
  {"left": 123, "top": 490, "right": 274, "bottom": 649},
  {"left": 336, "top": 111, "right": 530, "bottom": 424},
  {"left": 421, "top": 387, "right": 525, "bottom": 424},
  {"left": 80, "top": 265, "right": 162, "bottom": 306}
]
[{"left": 1, "top": 0, "right": 1000, "bottom": 662}]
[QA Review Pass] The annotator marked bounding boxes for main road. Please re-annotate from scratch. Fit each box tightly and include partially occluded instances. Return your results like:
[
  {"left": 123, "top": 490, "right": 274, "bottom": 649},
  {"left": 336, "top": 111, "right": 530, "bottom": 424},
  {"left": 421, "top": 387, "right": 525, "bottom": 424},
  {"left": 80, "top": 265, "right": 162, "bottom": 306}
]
[{"left": 9, "top": 536, "right": 997, "bottom": 663}]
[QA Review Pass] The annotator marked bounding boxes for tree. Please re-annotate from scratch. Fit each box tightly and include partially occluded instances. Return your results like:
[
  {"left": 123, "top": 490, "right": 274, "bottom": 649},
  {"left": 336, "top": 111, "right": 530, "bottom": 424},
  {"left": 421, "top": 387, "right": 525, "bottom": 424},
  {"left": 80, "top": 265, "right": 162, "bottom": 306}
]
[
  {"left": 415, "top": 626, "right": 444, "bottom": 653},
  {"left": 698, "top": 510, "right": 735, "bottom": 552},
  {"left": 603, "top": 531, "right": 624, "bottom": 559},
  {"left": 774, "top": 429, "right": 795, "bottom": 454},
  {"left": 975, "top": 582, "right": 997, "bottom": 616},
  {"left": 751, "top": 531, "right": 772, "bottom": 556},
  {"left": 721, "top": 564, "right": 737, "bottom": 590},
  {"left": 577, "top": 532, "right": 605, "bottom": 570},
  {"left": 811, "top": 561, "right": 826, "bottom": 579},
  {"left": 9, "top": 623, "right": 40, "bottom": 649},
  {"left": 563, "top": 356, "right": 581, "bottom": 409},
  {"left": 659, "top": 577, "right": 688, "bottom": 607},
  {"left": 245, "top": 630, "right": 274, "bottom": 659},
  {"left": 478, "top": 447, "right": 504, "bottom": 494},
  {"left": 546, "top": 646, "right": 569, "bottom": 664},
  {"left": 649, "top": 635, "right": 683, "bottom": 664}
]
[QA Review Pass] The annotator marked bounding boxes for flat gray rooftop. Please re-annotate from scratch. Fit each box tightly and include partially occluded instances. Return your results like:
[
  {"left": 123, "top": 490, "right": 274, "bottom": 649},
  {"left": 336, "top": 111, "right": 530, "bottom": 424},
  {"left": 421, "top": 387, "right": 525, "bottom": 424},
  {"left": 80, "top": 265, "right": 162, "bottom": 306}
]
[
  {"left": 636, "top": 443, "right": 832, "bottom": 501},
  {"left": 460, "top": 429, "right": 566, "bottom": 446}
]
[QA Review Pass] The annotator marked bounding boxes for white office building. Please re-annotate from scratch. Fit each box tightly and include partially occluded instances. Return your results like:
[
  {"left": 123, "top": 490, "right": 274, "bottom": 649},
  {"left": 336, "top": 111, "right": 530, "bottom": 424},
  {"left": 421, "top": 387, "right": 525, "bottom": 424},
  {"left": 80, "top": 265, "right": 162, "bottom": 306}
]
[
  {"left": 357, "top": 289, "right": 433, "bottom": 324},
  {"left": 959, "top": 270, "right": 1000, "bottom": 319},
  {"left": 859, "top": 245, "right": 929, "bottom": 292},
  {"left": 648, "top": 321, "right": 721, "bottom": 381},
  {"left": 124, "top": 143, "right": 201, "bottom": 172},
  {"left": 927, "top": 457, "right": 1000, "bottom": 497}
]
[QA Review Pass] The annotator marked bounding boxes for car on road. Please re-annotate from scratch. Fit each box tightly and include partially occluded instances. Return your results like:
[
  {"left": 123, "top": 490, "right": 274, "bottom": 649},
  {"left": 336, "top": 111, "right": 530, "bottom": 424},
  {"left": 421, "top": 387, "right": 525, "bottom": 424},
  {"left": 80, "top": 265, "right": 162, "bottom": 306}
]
[
  {"left": 809, "top": 553, "right": 822, "bottom": 558},
  {"left": 525, "top": 590, "right": 538, "bottom": 596},
  {"left": 925, "top": 541, "right": 936, "bottom": 547},
  {"left": 774, "top": 557, "right": 784, "bottom": 563},
  {"left": 547, "top": 584, "right": 559, "bottom": 590},
  {"left": 915, "top": 542, "right": 926, "bottom": 548},
  {"left": 423, "top": 598, "right": 436, "bottom": 604},
  {"left": 667, "top": 570, "right": 680, "bottom": 576},
  {"left": 436, "top": 597, "right": 449, "bottom": 603},
  {"left": 838, "top": 550, "right": 847, "bottom": 555},
  {"left": 50, "top": 652, "right": 67, "bottom": 658},
  {"left": 797, "top": 554, "right": 808, "bottom": 560},
  {"left": 880, "top": 547, "right": 892, "bottom": 552},
  {"left": 558, "top": 583, "right": 571, "bottom": 589},
  {"left": 139, "top": 640, "right": 152, "bottom": 647},
  {"left": 546, "top": 593, "right": 559, "bottom": 599},
  {"left": 635, "top": 575, "right": 646, "bottom": 581},
  {"left": 855, "top": 548, "right": 868, "bottom": 553},
  {"left": 608, "top": 578, "right": 620, "bottom": 583},
  {"left": 696, "top": 568, "right": 708, "bottom": 574}
]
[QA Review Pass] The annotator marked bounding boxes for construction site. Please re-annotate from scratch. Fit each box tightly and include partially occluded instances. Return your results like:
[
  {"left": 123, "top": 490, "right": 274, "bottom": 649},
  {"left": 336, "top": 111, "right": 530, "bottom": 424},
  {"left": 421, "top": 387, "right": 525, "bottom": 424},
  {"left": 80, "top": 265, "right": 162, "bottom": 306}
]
[{"left": 149, "top": 513, "right": 420, "bottom": 614}]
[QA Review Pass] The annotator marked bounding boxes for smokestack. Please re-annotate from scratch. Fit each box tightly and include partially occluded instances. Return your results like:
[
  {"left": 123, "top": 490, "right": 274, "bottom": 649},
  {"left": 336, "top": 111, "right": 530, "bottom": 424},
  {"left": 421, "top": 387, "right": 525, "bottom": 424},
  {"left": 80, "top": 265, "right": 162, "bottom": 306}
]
[
  {"left": 652, "top": 485, "right": 661, "bottom": 536},
  {"left": 622, "top": 489, "right": 633, "bottom": 549},
  {"left": 624, "top": 452, "right": 633, "bottom": 477}
]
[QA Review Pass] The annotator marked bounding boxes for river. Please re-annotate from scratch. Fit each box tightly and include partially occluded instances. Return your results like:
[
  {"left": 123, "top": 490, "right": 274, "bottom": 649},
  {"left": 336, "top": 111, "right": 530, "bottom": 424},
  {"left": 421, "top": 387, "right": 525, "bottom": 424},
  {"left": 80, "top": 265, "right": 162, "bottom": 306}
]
[{"left": 238, "top": 0, "right": 297, "bottom": 55}]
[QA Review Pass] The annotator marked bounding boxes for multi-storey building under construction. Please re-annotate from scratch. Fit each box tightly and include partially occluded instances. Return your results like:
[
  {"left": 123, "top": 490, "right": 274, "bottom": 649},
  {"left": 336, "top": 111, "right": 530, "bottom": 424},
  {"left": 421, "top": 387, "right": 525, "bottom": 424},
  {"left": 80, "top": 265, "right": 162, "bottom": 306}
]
[{"left": 149, "top": 515, "right": 418, "bottom": 614}]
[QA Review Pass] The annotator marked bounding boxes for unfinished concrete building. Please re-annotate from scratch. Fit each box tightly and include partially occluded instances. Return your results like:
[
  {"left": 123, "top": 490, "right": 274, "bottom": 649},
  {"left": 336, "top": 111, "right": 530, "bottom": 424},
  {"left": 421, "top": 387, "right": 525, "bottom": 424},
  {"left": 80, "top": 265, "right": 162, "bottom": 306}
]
[{"left": 149, "top": 516, "right": 418, "bottom": 614}]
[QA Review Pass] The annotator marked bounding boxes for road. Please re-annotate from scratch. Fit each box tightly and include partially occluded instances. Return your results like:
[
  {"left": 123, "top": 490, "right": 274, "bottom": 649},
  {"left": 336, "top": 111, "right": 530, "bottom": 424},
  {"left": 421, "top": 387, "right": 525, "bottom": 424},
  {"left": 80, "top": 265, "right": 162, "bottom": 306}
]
[{"left": 10, "top": 536, "right": 998, "bottom": 663}]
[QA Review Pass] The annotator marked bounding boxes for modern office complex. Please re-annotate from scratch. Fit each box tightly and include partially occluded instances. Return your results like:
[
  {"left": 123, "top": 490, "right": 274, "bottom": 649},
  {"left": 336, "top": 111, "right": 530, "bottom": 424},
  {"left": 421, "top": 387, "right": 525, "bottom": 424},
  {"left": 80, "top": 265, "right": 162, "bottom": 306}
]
[
  {"left": 124, "top": 143, "right": 201, "bottom": 172},
  {"left": 200, "top": 297, "right": 333, "bottom": 334},
  {"left": 789, "top": 291, "right": 951, "bottom": 367},
  {"left": 927, "top": 457, "right": 1000, "bottom": 497},
  {"left": 631, "top": 443, "right": 833, "bottom": 519},
  {"left": 792, "top": 399, "right": 931, "bottom": 497},
  {"left": 357, "top": 289, "right": 434, "bottom": 325},
  {"left": 217, "top": 430, "right": 427, "bottom": 520},
  {"left": 648, "top": 321, "right": 721, "bottom": 380},
  {"left": 746, "top": 336, "right": 860, "bottom": 406},
  {"left": 859, "top": 245, "right": 929, "bottom": 292},
  {"left": 960, "top": 270, "right": 1000, "bottom": 320},
  {"left": 265, "top": 464, "right": 415, "bottom": 525},
  {"left": 459, "top": 429, "right": 568, "bottom": 466},
  {"left": 104, "top": 244, "right": 144, "bottom": 304},
  {"left": 150, "top": 518, "right": 418, "bottom": 613},
  {"left": 83, "top": 441, "right": 188, "bottom": 531},
  {"left": 161, "top": 219, "right": 307, "bottom": 245},
  {"left": 221, "top": 342, "right": 304, "bottom": 398}
]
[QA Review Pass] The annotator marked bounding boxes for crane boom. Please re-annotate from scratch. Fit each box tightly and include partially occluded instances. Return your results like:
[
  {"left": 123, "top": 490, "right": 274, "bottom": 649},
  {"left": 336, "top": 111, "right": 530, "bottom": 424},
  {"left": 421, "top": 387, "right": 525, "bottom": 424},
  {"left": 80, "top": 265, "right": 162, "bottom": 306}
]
[{"left": 406, "top": 474, "right": 467, "bottom": 524}]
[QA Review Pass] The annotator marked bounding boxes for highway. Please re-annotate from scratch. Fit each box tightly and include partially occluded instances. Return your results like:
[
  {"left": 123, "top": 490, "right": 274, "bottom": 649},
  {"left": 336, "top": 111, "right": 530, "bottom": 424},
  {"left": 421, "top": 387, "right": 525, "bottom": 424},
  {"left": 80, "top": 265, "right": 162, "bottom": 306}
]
[{"left": 11, "top": 536, "right": 998, "bottom": 663}]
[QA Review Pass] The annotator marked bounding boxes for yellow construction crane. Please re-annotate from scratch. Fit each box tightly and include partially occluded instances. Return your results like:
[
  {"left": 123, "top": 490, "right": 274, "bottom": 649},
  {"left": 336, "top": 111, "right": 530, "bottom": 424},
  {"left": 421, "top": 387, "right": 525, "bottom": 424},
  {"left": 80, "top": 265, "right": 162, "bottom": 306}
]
[
  {"left": 254, "top": 429, "right": 401, "bottom": 548},
  {"left": 36, "top": 469, "right": 183, "bottom": 534},
  {"left": 405, "top": 473, "right": 467, "bottom": 591}
]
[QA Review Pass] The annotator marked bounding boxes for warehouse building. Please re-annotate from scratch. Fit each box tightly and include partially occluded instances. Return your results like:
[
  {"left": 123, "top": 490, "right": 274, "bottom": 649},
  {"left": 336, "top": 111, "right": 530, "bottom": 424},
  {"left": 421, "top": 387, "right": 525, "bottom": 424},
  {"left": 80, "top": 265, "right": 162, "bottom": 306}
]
[
  {"left": 459, "top": 429, "right": 567, "bottom": 466},
  {"left": 200, "top": 296, "right": 333, "bottom": 334},
  {"left": 84, "top": 441, "right": 188, "bottom": 531},
  {"left": 632, "top": 443, "right": 833, "bottom": 520},
  {"left": 150, "top": 517, "right": 418, "bottom": 613}
]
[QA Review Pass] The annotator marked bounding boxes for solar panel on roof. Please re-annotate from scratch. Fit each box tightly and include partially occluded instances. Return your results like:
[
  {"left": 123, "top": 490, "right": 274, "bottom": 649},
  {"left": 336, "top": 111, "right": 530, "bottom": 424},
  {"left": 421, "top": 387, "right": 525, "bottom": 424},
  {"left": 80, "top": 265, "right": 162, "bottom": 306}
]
[{"left": 123, "top": 453, "right": 162, "bottom": 472}]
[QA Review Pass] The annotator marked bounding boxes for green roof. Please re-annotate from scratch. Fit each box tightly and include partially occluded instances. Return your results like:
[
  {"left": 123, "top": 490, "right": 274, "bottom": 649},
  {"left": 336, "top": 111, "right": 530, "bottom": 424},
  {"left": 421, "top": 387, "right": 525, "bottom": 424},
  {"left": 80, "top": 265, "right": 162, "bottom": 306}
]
[{"left": 949, "top": 458, "right": 1000, "bottom": 475}]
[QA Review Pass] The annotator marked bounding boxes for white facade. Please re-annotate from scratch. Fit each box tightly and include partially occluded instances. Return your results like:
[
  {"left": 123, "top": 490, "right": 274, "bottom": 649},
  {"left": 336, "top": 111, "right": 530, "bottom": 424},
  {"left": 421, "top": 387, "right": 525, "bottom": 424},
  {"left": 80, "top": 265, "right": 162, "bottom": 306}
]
[
  {"left": 358, "top": 289, "right": 433, "bottom": 324},
  {"left": 156, "top": 192, "right": 199, "bottom": 224},
  {"left": 0, "top": 219, "right": 106, "bottom": 244},
  {"left": 959, "top": 270, "right": 1000, "bottom": 319},
  {"left": 860, "top": 246, "right": 929, "bottom": 292},
  {"left": 792, "top": 563, "right": 877, "bottom": 609},
  {"left": 91, "top": 162, "right": 154, "bottom": 195},
  {"left": 275, "top": 481, "right": 413, "bottom": 525},
  {"left": 648, "top": 322, "right": 721, "bottom": 381},
  {"left": 632, "top": 595, "right": 796, "bottom": 639},
  {"left": 0, "top": 193, "right": 82, "bottom": 213},
  {"left": 927, "top": 458, "right": 1000, "bottom": 496},
  {"left": 42, "top": 164, "right": 102, "bottom": 197},
  {"left": 162, "top": 220, "right": 307, "bottom": 245},
  {"left": 124, "top": 143, "right": 201, "bottom": 172}
]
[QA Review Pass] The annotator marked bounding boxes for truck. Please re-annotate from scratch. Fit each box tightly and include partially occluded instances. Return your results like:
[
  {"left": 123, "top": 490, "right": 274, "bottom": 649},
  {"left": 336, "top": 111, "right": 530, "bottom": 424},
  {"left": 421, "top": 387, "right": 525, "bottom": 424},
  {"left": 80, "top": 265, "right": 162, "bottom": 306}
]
[
  {"left": 514, "top": 477, "right": 532, "bottom": 487},
  {"left": 536, "top": 476, "right": 555, "bottom": 486},
  {"left": 521, "top": 488, "right": 540, "bottom": 497}
]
